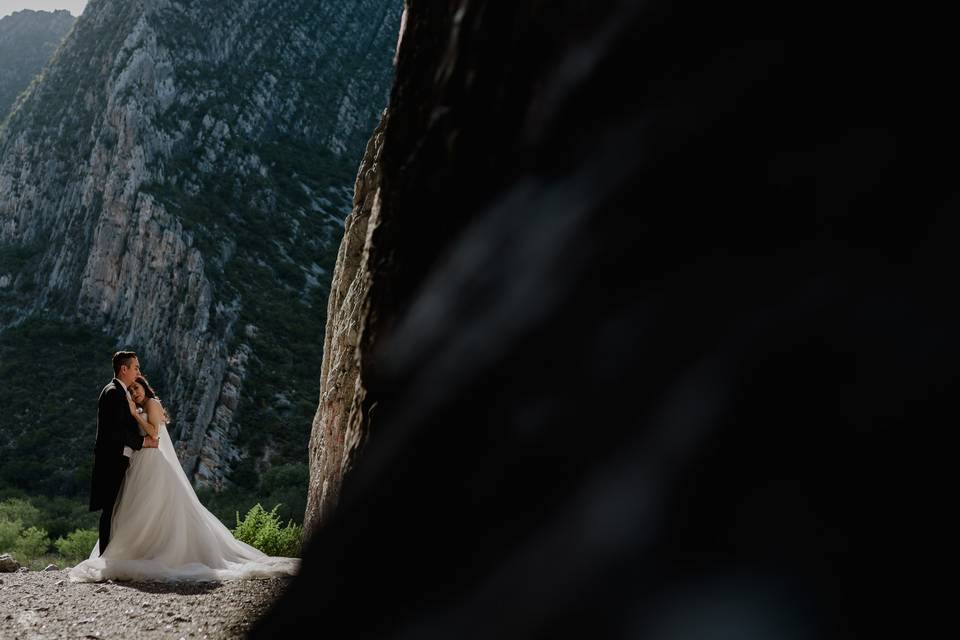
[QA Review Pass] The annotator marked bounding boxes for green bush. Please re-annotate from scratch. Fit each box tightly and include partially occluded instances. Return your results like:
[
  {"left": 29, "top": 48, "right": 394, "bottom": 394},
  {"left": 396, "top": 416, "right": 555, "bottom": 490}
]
[
  {"left": 0, "top": 499, "right": 53, "bottom": 561},
  {"left": 0, "top": 497, "right": 92, "bottom": 566},
  {"left": 13, "top": 526, "right": 51, "bottom": 560},
  {"left": 233, "top": 503, "right": 302, "bottom": 558},
  {"left": 54, "top": 528, "right": 98, "bottom": 564},
  {"left": 0, "top": 497, "right": 40, "bottom": 526},
  {"left": 196, "top": 463, "right": 307, "bottom": 529},
  {"left": 0, "top": 518, "right": 22, "bottom": 554},
  {"left": 34, "top": 496, "right": 98, "bottom": 541}
]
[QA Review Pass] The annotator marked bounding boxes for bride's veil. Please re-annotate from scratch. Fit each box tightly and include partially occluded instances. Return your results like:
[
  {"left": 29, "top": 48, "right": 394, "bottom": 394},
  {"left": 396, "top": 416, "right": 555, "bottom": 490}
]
[
  {"left": 155, "top": 405, "right": 206, "bottom": 510},
  {"left": 157, "top": 410, "right": 193, "bottom": 494}
]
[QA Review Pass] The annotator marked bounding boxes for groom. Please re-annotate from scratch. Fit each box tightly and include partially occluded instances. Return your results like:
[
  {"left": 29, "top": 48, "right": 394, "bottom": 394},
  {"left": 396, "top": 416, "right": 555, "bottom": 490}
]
[{"left": 89, "top": 351, "right": 159, "bottom": 555}]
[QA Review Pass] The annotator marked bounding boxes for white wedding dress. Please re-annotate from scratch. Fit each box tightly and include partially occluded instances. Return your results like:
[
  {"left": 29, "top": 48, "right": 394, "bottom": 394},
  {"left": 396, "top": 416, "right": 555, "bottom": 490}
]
[{"left": 69, "top": 419, "right": 300, "bottom": 583}]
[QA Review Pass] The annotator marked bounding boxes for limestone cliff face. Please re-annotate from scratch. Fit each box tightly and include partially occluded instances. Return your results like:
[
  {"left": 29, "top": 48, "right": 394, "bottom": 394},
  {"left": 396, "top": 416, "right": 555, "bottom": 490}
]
[
  {"left": 0, "top": 9, "right": 75, "bottom": 120},
  {"left": 306, "top": 0, "right": 541, "bottom": 533},
  {"left": 305, "top": 110, "right": 387, "bottom": 533},
  {"left": 0, "top": 0, "right": 400, "bottom": 489},
  {"left": 306, "top": 0, "right": 568, "bottom": 534}
]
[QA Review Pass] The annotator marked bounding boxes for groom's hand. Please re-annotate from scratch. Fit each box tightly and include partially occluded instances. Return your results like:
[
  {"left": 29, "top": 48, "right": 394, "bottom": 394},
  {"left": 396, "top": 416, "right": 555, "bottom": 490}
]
[{"left": 143, "top": 436, "right": 160, "bottom": 449}]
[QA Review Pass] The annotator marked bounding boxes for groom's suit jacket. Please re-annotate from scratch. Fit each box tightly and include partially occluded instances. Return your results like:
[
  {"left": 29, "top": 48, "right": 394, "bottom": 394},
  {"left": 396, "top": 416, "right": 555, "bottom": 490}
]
[{"left": 89, "top": 378, "right": 144, "bottom": 511}]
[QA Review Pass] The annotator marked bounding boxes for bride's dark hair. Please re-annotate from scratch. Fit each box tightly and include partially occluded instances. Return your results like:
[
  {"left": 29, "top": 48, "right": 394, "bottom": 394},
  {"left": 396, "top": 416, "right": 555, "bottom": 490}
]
[
  {"left": 135, "top": 375, "right": 170, "bottom": 422},
  {"left": 135, "top": 375, "right": 159, "bottom": 399}
]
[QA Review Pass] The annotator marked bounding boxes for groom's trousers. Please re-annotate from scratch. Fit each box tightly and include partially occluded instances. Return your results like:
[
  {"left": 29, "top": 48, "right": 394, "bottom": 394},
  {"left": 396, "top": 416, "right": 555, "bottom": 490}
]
[{"left": 98, "top": 458, "right": 130, "bottom": 556}]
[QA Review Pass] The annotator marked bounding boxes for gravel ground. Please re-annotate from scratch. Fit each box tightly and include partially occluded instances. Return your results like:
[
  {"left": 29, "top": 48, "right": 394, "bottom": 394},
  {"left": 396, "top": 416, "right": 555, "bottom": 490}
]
[{"left": 0, "top": 569, "right": 292, "bottom": 639}]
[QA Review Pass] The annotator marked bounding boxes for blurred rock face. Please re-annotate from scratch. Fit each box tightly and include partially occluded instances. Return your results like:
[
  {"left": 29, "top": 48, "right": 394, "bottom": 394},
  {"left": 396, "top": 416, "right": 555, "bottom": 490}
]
[{"left": 279, "top": 0, "right": 954, "bottom": 638}]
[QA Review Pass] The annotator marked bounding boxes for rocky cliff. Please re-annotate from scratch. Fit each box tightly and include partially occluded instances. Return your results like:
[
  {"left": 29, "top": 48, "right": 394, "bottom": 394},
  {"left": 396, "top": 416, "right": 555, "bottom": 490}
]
[
  {"left": 274, "top": 0, "right": 957, "bottom": 637},
  {"left": 0, "top": 9, "right": 75, "bottom": 120},
  {"left": 304, "top": 108, "right": 386, "bottom": 533},
  {"left": 0, "top": 0, "right": 401, "bottom": 491}
]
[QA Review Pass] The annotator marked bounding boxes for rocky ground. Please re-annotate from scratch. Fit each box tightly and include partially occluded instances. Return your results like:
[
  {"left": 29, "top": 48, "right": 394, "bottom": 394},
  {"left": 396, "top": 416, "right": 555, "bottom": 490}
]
[{"left": 0, "top": 569, "right": 291, "bottom": 639}]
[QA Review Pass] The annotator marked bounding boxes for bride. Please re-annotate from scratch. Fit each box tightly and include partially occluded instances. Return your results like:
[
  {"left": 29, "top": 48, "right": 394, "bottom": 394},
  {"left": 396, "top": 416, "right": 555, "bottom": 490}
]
[{"left": 70, "top": 376, "right": 300, "bottom": 582}]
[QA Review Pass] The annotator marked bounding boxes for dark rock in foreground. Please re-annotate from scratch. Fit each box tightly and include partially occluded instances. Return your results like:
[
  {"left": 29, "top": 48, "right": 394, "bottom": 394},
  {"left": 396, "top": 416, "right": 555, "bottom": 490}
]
[{"left": 267, "top": 0, "right": 954, "bottom": 638}]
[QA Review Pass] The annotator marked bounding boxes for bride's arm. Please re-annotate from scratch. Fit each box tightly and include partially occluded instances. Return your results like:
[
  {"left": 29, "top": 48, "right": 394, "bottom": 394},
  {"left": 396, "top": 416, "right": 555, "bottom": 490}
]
[
  {"left": 127, "top": 395, "right": 159, "bottom": 438},
  {"left": 145, "top": 398, "right": 166, "bottom": 436}
]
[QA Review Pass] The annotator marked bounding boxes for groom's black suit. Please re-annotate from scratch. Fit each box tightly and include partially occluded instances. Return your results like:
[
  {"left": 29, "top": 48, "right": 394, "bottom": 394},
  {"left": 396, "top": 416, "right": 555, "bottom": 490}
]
[{"left": 89, "top": 378, "right": 144, "bottom": 555}]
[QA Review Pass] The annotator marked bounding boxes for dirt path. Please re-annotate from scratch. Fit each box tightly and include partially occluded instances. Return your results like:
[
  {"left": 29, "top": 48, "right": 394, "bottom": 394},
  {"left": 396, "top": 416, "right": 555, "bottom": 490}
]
[{"left": 0, "top": 570, "right": 291, "bottom": 639}]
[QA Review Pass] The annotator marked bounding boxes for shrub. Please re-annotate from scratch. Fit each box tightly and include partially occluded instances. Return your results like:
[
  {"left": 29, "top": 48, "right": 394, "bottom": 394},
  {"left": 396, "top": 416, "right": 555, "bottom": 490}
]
[
  {"left": 54, "top": 528, "right": 98, "bottom": 564},
  {"left": 0, "top": 518, "right": 22, "bottom": 554},
  {"left": 13, "top": 526, "right": 51, "bottom": 560},
  {"left": 233, "top": 503, "right": 302, "bottom": 558},
  {"left": 34, "top": 496, "right": 98, "bottom": 541},
  {"left": 0, "top": 498, "right": 41, "bottom": 526}
]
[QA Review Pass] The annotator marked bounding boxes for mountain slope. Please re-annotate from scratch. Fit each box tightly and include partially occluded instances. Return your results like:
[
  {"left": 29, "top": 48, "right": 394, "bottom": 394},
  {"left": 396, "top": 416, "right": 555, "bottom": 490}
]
[
  {"left": 0, "top": 0, "right": 401, "bottom": 497},
  {"left": 0, "top": 9, "right": 75, "bottom": 120}
]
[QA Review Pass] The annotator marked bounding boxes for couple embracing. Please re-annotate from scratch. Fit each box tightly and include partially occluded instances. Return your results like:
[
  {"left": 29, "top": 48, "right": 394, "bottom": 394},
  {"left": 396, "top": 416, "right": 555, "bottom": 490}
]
[{"left": 69, "top": 351, "right": 299, "bottom": 583}]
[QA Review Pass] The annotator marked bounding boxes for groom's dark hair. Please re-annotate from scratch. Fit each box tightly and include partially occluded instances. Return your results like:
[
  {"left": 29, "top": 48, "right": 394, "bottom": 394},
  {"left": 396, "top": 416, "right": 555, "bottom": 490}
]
[{"left": 112, "top": 350, "right": 138, "bottom": 375}]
